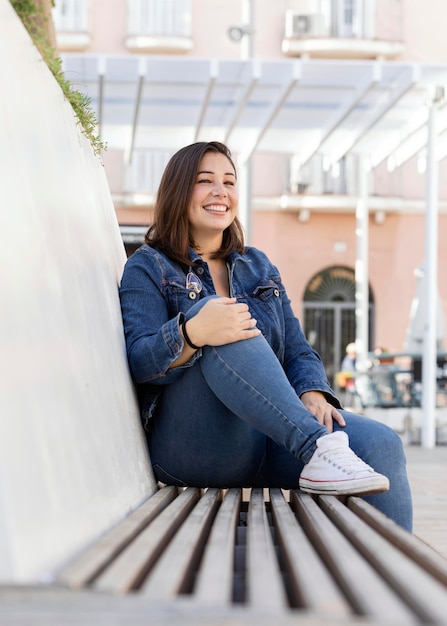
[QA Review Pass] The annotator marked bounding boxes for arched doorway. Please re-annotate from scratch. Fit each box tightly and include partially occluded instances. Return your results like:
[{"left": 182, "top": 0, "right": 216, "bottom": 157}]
[{"left": 302, "top": 266, "right": 374, "bottom": 385}]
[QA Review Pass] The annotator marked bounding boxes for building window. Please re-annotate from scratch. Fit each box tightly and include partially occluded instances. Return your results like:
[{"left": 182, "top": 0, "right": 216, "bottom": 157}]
[
  {"left": 52, "top": 0, "right": 88, "bottom": 32},
  {"left": 127, "top": 0, "right": 192, "bottom": 37},
  {"left": 336, "top": 0, "right": 363, "bottom": 38},
  {"left": 289, "top": 155, "right": 350, "bottom": 196},
  {"left": 52, "top": 0, "right": 89, "bottom": 50},
  {"left": 125, "top": 149, "right": 172, "bottom": 194}
]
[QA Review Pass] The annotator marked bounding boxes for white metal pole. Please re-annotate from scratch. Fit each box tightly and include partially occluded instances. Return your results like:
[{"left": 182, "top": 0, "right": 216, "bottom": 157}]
[
  {"left": 421, "top": 89, "right": 441, "bottom": 448},
  {"left": 355, "top": 155, "right": 369, "bottom": 373}
]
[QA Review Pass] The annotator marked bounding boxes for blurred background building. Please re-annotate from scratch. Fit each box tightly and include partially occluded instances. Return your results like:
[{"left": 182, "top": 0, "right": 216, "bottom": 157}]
[{"left": 52, "top": 0, "right": 447, "bottom": 383}]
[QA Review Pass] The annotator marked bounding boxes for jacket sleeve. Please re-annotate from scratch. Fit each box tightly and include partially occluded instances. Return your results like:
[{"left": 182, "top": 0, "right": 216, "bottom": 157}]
[{"left": 119, "top": 250, "right": 200, "bottom": 386}]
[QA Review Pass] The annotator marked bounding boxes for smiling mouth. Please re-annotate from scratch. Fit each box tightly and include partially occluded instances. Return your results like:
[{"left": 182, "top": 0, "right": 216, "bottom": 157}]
[{"left": 203, "top": 204, "right": 228, "bottom": 213}]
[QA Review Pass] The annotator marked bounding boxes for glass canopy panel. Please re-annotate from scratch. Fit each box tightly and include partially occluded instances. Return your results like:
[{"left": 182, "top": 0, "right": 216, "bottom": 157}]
[{"left": 60, "top": 55, "right": 447, "bottom": 164}]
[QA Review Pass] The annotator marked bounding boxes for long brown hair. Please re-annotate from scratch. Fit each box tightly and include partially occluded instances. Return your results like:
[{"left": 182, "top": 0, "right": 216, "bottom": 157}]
[{"left": 145, "top": 141, "right": 245, "bottom": 265}]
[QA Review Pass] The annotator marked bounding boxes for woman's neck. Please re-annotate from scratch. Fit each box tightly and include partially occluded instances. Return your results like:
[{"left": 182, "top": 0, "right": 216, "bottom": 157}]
[
  {"left": 199, "top": 250, "right": 217, "bottom": 263},
  {"left": 193, "top": 235, "right": 223, "bottom": 262}
]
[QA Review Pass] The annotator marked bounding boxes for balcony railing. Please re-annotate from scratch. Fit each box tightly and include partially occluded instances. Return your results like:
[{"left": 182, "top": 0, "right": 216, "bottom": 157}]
[
  {"left": 282, "top": 0, "right": 404, "bottom": 59},
  {"left": 126, "top": 0, "right": 192, "bottom": 52},
  {"left": 127, "top": 0, "right": 192, "bottom": 37},
  {"left": 52, "top": 0, "right": 88, "bottom": 33},
  {"left": 125, "top": 150, "right": 172, "bottom": 195},
  {"left": 52, "top": 0, "right": 89, "bottom": 50},
  {"left": 52, "top": 0, "right": 193, "bottom": 52}
]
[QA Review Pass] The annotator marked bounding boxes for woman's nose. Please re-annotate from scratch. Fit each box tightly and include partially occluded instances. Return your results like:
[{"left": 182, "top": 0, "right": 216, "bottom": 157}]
[{"left": 211, "top": 182, "right": 227, "bottom": 196}]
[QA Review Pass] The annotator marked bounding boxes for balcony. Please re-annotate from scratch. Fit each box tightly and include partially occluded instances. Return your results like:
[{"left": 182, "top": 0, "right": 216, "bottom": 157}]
[
  {"left": 52, "top": 0, "right": 90, "bottom": 51},
  {"left": 52, "top": 0, "right": 193, "bottom": 54},
  {"left": 126, "top": 0, "right": 193, "bottom": 53},
  {"left": 282, "top": 0, "right": 404, "bottom": 60}
]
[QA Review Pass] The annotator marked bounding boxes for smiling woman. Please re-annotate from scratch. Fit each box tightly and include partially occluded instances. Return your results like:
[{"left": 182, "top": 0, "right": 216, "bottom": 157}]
[{"left": 119, "top": 141, "right": 413, "bottom": 531}]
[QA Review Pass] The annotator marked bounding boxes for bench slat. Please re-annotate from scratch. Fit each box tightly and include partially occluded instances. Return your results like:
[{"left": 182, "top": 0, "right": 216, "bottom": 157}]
[
  {"left": 246, "top": 488, "right": 288, "bottom": 610},
  {"left": 269, "top": 488, "right": 350, "bottom": 616},
  {"left": 320, "top": 494, "right": 447, "bottom": 624},
  {"left": 49, "top": 486, "right": 447, "bottom": 623},
  {"left": 140, "top": 488, "right": 221, "bottom": 600},
  {"left": 93, "top": 487, "right": 200, "bottom": 593},
  {"left": 291, "top": 491, "right": 415, "bottom": 622},
  {"left": 57, "top": 486, "right": 177, "bottom": 589},
  {"left": 194, "top": 488, "right": 241, "bottom": 606},
  {"left": 348, "top": 495, "right": 447, "bottom": 585}
]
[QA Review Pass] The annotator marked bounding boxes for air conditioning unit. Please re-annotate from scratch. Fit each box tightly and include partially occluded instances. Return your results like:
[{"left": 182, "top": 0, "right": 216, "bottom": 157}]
[{"left": 285, "top": 10, "right": 325, "bottom": 38}]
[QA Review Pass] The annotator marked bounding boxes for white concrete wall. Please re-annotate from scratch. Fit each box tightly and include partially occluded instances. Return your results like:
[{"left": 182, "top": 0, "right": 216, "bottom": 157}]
[{"left": 0, "top": 0, "right": 156, "bottom": 583}]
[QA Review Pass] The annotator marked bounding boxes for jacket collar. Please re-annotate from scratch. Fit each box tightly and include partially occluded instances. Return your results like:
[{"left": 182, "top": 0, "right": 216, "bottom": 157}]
[{"left": 188, "top": 247, "right": 251, "bottom": 267}]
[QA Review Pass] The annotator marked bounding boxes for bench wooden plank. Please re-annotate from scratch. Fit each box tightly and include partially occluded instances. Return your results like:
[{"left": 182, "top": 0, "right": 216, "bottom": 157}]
[
  {"left": 92, "top": 487, "right": 200, "bottom": 593},
  {"left": 57, "top": 485, "right": 177, "bottom": 589},
  {"left": 348, "top": 495, "right": 447, "bottom": 585},
  {"left": 290, "top": 491, "right": 415, "bottom": 622},
  {"left": 319, "top": 494, "right": 447, "bottom": 624},
  {"left": 269, "top": 488, "right": 350, "bottom": 616},
  {"left": 246, "top": 488, "right": 288, "bottom": 610},
  {"left": 46, "top": 486, "right": 447, "bottom": 623},
  {"left": 194, "top": 488, "right": 241, "bottom": 606},
  {"left": 140, "top": 488, "right": 221, "bottom": 600}
]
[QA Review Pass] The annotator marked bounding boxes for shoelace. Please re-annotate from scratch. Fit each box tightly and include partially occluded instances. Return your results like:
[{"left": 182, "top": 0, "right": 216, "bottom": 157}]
[{"left": 319, "top": 448, "right": 375, "bottom": 475}]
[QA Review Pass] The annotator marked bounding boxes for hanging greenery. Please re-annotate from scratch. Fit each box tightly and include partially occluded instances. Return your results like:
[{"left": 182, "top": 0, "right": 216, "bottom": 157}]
[{"left": 10, "top": 0, "right": 106, "bottom": 155}]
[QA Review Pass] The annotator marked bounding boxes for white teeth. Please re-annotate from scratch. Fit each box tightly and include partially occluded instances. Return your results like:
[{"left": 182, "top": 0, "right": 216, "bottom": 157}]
[{"left": 204, "top": 205, "right": 227, "bottom": 212}]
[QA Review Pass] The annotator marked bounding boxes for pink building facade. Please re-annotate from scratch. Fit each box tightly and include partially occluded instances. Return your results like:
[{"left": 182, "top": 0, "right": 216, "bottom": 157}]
[{"left": 53, "top": 0, "right": 447, "bottom": 380}]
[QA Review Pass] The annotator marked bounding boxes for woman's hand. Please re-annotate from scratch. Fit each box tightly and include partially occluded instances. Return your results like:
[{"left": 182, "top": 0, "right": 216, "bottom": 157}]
[
  {"left": 300, "top": 390, "right": 346, "bottom": 432},
  {"left": 185, "top": 297, "right": 261, "bottom": 347},
  {"left": 170, "top": 298, "right": 260, "bottom": 369}
]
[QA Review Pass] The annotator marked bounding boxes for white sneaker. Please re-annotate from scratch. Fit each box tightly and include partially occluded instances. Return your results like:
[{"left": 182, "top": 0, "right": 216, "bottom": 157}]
[{"left": 299, "top": 431, "right": 390, "bottom": 496}]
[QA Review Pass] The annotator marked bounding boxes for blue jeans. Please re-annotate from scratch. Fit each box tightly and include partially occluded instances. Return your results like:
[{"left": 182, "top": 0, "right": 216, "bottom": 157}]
[{"left": 149, "top": 334, "right": 413, "bottom": 531}]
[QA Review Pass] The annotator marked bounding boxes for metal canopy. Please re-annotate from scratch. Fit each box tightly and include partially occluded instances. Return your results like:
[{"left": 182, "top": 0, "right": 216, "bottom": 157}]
[{"left": 62, "top": 55, "right": 447, "bottom": 166}]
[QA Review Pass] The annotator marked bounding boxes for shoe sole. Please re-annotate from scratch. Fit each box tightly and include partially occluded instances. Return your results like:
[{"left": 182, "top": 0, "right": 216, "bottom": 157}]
[{"left": 298, "top": 477, "right": 390, "bottom": 496}]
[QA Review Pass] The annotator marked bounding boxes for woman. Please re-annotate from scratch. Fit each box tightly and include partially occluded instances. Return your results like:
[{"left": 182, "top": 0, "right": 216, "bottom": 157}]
[{"left": 119, "top": 141, "right": 412, "bottom": 530}]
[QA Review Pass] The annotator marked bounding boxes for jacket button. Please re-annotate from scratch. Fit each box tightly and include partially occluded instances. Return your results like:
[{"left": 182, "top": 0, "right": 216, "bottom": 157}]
[
  {"left": 274, "top": 289, "right": 280, "bottom": 297},
  {"left": 196, "top": 267, "right": 204, "bottom": 275},
  {"left": 188, "top": 292, "right": 197, "bottom": 300}
]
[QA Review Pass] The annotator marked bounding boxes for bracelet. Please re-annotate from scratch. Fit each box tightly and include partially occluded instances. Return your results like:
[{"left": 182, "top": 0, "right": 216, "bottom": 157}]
[{"left": 181, "top": 320, "right": 201, "bottom": 350}]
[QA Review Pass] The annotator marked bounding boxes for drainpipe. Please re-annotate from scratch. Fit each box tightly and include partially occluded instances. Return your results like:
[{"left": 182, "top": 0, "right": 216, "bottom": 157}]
[{"left": 241, "top": 0, "right": 253, "bottom": 60}]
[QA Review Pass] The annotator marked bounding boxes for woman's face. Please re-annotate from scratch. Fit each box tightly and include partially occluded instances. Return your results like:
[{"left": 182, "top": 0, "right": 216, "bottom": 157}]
[{"left": 187, "top": 151, "right": 238, "bottom": 244}]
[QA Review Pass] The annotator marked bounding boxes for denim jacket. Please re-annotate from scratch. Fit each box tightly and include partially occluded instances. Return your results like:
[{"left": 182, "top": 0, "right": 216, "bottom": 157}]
[{"left": 119, "top": 244, "right": 340, "bottom": 430}]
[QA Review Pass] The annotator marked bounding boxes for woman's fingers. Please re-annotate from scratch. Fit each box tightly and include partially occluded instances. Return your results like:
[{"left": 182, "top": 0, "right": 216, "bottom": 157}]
[{"left": 193, "top": 298, "right": 260, "bottom": 345}]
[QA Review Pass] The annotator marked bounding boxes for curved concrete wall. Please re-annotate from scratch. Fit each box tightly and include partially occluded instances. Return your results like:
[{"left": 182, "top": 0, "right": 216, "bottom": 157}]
[{"left": 0, "top": 0, "right": 156, "bottom": 583}]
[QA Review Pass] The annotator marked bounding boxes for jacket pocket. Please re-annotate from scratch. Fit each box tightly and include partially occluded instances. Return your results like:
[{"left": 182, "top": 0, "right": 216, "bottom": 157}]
[
  {"left": 250, "top": 280, "right": 285, "bottom": 361},
  {"left": 163, "top": 279, "right": 203, "bottom": 317}
]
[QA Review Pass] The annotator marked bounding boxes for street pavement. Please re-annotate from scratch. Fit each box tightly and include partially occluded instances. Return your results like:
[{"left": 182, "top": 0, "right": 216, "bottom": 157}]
[{"left": 404, "top": 442, "right": 447, "bottom": 558}]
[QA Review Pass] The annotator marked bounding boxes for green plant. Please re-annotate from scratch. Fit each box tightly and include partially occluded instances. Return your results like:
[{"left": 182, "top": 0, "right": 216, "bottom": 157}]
[{"left": 10, "top": 0, "right": 106, "bottom": 155}]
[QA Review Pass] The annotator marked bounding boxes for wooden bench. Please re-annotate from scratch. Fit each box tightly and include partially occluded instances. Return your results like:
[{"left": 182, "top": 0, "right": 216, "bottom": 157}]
[{"left": 19, "top": 486, "right": 440, "bottom": 624}]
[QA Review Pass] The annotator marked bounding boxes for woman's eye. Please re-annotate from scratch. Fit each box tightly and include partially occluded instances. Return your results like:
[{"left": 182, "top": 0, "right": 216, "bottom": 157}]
[{"left": 196, "top": 178, "right": 235, "bottom": 186}]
